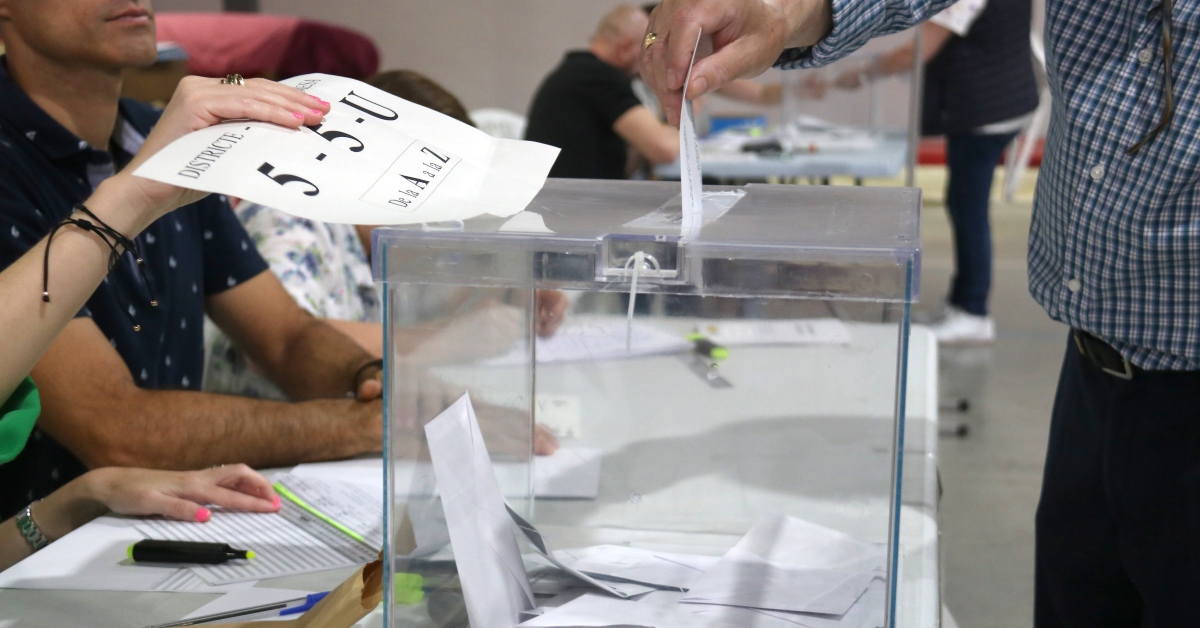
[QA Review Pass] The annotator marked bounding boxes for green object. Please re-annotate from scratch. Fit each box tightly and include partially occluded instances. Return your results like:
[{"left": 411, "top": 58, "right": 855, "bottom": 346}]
[
  {"left": 0, "top": 377, "right": 40, "bottom": 464},
  {"left": 127, "top": 544, "right": 134, "bottom": 561},
  {"left": 394, "top": 572, "right": 425, "bottom": 605},
  {"left": 273, "top": 482, "right": 367, "bottom": 544}
]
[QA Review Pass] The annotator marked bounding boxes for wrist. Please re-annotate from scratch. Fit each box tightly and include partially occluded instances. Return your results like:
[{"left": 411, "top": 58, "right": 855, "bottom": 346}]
[
  {"left": 775, "top": 0, "right": 833, "bottom": 49},
  {"left": 88, "top": 174, "right": 160, "bottom": 238},
  {"left": 29, "top": 473, "right": 106, "bottom": 542}
]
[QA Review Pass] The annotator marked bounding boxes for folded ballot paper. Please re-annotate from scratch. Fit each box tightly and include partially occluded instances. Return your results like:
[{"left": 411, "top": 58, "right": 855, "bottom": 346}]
[
  {"left": 680, "top": 514, "right": 885, "bottom": 617},
  {"left": 424, "top": 394, "right": 535, "bottom": 628},
  {"left": 134, "top": 73, "right": 559, "bottom": 225}
]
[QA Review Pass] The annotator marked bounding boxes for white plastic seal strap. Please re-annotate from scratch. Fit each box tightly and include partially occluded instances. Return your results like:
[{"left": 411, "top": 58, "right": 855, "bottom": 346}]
[{"left": 623, "top": 251, "right": 661, "bottom": 351}]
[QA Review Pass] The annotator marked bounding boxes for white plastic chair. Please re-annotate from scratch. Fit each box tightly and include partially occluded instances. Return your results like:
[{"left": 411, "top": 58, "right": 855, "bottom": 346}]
[
  {"left": 470, "top": 108, "right": 528, "bottom": 140},
  {"left": 1002, "top": 32, "right": 1051, "bottom": 202}
]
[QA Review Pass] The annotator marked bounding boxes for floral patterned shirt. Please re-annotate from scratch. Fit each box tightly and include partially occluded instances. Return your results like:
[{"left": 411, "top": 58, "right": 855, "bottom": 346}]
[{"left": 202, "top": 203, "right": 380, "bottom": 399}]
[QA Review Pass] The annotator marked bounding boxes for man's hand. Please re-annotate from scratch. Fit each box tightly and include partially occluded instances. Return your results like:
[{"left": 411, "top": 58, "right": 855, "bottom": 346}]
[
  {"left": 536, "top": 290, "right": 570, "bottom": 337},
  {"left": 640, "top": 0, "right": 832, "bottom": 126},
  {"left": 355, "top": 360, "right": 384, "bottom": 402}
]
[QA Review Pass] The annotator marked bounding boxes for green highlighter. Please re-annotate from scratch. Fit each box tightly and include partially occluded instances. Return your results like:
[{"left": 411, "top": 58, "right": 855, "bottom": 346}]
[
  {"left": 272, "top": 481, "right": 367, "bottom": 544},
  {"left": 686, "top": 332, "right": 729, "bottom": 361}
]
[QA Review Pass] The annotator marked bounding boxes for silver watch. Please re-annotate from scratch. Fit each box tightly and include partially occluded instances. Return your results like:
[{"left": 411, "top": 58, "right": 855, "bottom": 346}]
[{"left": 16, "top": 502, "right": 49, "bottom": 552}]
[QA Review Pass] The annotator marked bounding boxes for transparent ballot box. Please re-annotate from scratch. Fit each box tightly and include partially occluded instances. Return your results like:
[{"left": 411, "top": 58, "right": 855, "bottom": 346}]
[{"left": 375, "top": 178, "right": 921, "bottom": 628}]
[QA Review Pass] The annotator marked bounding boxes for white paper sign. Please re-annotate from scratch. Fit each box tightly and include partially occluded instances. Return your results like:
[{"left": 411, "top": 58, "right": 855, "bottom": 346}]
[{"left": 134, "top": 74, "right": 560, "bottom": 225}]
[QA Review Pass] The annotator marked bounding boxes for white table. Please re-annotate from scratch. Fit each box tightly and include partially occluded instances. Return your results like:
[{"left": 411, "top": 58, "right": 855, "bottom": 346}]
[{"left": 0, "top": 325, "right": 938, "bottom": 628}]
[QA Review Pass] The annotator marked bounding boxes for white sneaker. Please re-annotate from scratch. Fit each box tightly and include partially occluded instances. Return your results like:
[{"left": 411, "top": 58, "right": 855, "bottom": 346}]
[{"left": 930, "top": 307, "right": 995, "bottom": 344}]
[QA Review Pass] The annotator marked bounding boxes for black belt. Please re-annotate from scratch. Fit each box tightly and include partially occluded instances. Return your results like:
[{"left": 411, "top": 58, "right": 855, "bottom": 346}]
[{"left": 1072, "top": 329, "right": 1137, "bottom": 380}]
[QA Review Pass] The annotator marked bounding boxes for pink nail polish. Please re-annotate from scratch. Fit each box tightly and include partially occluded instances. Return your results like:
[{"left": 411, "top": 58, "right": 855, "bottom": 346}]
[
  {"left": 195, "top": 507, "right": 211, "bottom": 523},
  {"left": 317, "top": 98, "right": 329, "bottom": 105},
  {"left": 293, "top": 113, "right": 305, "bottom": 120},
  {"left": 272, "top": 495, "right": 281, "bottom": 508},
  {"left": 310, "top": 108, "right": 322, "bottom": 114}
]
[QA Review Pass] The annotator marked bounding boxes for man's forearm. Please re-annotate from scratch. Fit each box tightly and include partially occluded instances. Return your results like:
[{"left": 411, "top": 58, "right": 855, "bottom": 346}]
[
  {"left": 265, "top": 316, "right": 377, "bottom": 401},
  {"left": 49, "top": 387, "right": 380, "bottom": 470}
]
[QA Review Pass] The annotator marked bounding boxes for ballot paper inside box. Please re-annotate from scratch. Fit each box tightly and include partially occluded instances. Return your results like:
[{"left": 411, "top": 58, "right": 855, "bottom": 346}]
[{"left": 375, "top": 178, "right": 921, "bottom": 628}]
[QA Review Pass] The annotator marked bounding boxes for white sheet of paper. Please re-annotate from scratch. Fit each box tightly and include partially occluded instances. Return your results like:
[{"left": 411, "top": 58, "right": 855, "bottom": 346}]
[
  {"left": 518, "top": 594, "right": 738, "bottom": 627},
  {"left": 134, "top": 73, "right": 559, "bottom": 225},
  {"left": 691, "top": 319, "right": 852, "bottom": 347},
  {"left": 749, "top": 578, "right": 886, "bottom": 628},
  {"left": 425, "top": 394, "right": 534, "bottom": 628},
  {"left": 640, "top": 591, "right": 813, "bottom": 628},
  {"left": 679, "top": 32, "right": 705, "bottom": 241},
  {"left": 274, "top": 473, "right": 384, "bottom": 549},
  {"left": 553, "top": 545, "right": 719, "bottom": 591},
  {"left": 290, "top": 457, "right": 385, "bottom": 496},
  {"left": 136, "top": 505, "right": 374, "bottom": 585},
  {"left": 483, "top": 317, "right": 691, "bottom": 366},
  {"left": 0, "top": 517, "right": 251, "bottom": 593},
  {"left": 680, "top": 514, "right": 884, "bottom": 616},
  {"left": 180, "top": 587, "right": 314, "bottom": 621}
]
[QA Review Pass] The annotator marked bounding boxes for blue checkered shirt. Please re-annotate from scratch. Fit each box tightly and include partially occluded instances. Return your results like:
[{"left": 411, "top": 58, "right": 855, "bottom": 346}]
[{"left": 779, "top": 0, "right": 1200, "bottom": 370}]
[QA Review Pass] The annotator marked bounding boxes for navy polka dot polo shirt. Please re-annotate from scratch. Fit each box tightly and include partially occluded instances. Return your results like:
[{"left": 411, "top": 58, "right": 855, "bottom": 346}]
[{"left": 0, "top": 58, "right": 269, "bottom": 518}]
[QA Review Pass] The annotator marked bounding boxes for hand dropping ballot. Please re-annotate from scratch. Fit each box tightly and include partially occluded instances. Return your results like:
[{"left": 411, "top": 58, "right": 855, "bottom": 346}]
[{"left": 134, "top": 74, "right": 560, "bottom": 225}]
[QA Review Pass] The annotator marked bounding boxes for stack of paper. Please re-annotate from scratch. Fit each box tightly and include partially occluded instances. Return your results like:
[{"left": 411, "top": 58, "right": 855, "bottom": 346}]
[
  {"left": 553, "top": 545, "right": 719, "bottom": 591},
  {"left": 679, "top": 514, "right": 885, "bottom": 624},
  {"left": 135, "top": 474, "right": 380, "bottom": 585}
]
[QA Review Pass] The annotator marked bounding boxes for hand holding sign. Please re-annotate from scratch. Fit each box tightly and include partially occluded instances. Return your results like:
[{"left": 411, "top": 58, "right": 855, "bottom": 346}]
[
  {"left": 135, "top": 74, "right": 561, "bottom": 226},
  {"left": 106, "top": 76, "right": 326, "bottom": 235}
]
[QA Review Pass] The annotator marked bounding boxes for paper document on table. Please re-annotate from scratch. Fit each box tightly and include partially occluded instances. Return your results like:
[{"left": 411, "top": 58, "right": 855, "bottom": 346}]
[
  {"left": 482, "top": 317, "right": 691, "bottom": 366},
  {"left": 679, "top": 32, "right": 706, "bottom": 241},
  {"left": 425, "top": 394, "right": 534, "bottom": 628},
  {"left": 0, "top": 516, "right": 248, "bottom": 593},
  {"left": 136, "top": 503, "right": 375, "bottom": 585},
  {"left": 180, "top": 587, "right": 314, "bottom": 621},
  {"left": 692, "top": 319, "right": 852, "bottom": 347},
  {"left": 273, "top": 473, "right": 383, "bottom": 550},
  {"left": 680, "top": 514, "right": 884, "bottom": 617},
  {"left": 134, "top": 73, "right": 559, "bottom": 225},
  {"left": 553, "top": 545, "right": 720, "bottom": 591},
  {"left": 519, "top": 594, "right": 739, "bottom": 627}
]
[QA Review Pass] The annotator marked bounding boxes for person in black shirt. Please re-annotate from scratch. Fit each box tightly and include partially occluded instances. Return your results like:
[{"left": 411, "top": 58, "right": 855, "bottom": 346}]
[
  {"left": 525, "top": 4, "right": 678, "bottom": 179},
  {"left": 0, "top": 0, "right": 386, "bottom": 518}
]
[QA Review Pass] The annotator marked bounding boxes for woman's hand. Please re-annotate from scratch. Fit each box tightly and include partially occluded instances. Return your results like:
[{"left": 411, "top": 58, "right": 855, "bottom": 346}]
[
  {"left": 108, "top": 76, "right": 331, "bottom": 234},
  {"left": 84, "top": 464, "right": 280, "bottom": 523}
]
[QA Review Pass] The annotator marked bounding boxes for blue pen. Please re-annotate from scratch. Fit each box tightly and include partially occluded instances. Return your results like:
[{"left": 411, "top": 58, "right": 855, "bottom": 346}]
[{"left": 278, "top": 591, "right": 330, "bottom": 617}]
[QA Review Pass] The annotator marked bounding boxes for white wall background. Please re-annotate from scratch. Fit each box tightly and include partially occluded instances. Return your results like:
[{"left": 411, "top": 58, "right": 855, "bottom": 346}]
[{"left": 153, "top": 0, "right": 1044, "bottom": 125}]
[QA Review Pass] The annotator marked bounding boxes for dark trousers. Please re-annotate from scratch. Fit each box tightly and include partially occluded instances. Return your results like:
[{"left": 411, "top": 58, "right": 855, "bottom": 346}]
[
  {"left": 943, "top": 132, "right": 1016, "bottom": 316},
  {"left": 1035, "top": 336, "right": 1200, "bottom": 626}
]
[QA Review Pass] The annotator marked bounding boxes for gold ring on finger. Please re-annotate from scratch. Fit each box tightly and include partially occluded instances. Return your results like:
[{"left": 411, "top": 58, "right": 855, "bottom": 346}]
[
  {"left": 643, "top": 32, "right": 658, "bottom": 51},
  {"left": 220, "top": 73, "right": 245, "bottom": 86}
]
